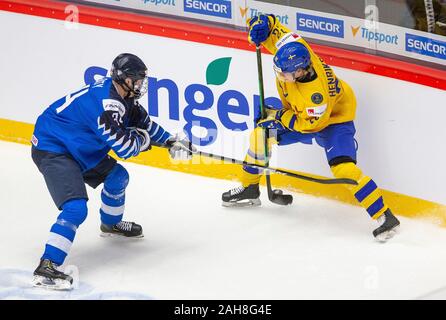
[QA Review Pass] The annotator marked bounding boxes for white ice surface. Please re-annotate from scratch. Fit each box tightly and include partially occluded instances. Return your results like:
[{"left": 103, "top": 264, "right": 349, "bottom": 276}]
[{"left": 1, "top": 140, "right": 446, "bottom": 300}]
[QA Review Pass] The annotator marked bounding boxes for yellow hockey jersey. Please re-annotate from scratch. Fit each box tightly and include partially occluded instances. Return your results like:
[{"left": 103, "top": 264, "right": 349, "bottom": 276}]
[{"left": 256, "top": 17, "right": 357, "bottom": 133}]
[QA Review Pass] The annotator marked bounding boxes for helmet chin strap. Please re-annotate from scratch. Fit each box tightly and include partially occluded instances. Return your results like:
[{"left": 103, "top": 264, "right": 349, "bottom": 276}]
[{"left": 121, "top": 79, "right": 138, "bottom": 99}]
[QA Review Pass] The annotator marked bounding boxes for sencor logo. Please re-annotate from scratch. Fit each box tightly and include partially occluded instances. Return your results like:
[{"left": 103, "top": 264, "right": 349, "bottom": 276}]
[
  {"left": 406, "top": 34, "right": 446, "bottom": 60},
  {"left": 184, "top": 0, "right": 232, "bottom": 19},
  {"left": 351, "top": 26, "right": 398, "bottom": 45},
  {"left": 296, "top": 13, "right": 344, "bottom": 38}
]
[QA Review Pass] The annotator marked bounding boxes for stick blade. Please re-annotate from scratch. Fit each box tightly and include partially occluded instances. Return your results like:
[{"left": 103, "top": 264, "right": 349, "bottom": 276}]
[{"left": 269, "top": 189, "right": 293, "bottom": 205}]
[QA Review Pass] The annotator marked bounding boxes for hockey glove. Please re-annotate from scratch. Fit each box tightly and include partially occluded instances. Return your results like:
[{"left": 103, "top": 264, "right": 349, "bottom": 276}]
[
  {"left": 166, "top": 134, "right": 197, "bottom": 160},
  {"left": 256, "top": 108, "right": 286, "bottom": 131},
  {"left": 131, "top": 128, "right": 151, "bottom": 153},
  {"left": 254, "top": 104, "right": 281, "bottom": 124},
  {"left": 248, "top": 14, "right": 273, "bottom": 46}
]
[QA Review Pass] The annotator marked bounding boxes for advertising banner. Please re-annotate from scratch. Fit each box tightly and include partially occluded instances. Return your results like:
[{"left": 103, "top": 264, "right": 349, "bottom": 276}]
[
  {"left": 80, "top": 0, "right": 446, "bottom": 65},
  {"left": 1, "top": 10, "right": 445, "bottom": 204}
]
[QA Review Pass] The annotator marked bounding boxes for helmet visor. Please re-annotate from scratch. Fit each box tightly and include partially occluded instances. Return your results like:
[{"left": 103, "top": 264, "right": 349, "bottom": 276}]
[
  {"left": 274, "top": 64, "right": 295, "bottom": 82},
  {"left": 274, "top": 70, "right": 296, "bottom": 82},
  {"left": 273, "top": 64, "right": 309, "bottom": 82},
  {"left": 133, "top": 77, "right": 148, "bottom": 99}
]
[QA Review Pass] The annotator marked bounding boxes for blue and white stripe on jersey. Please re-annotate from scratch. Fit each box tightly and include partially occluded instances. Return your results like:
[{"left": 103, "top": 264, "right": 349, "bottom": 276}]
[
  {"left": 96, "top": 107, "right": 144, "bottom": 159},
  {"left": 147, "top": 121, "right": 171, "bottom": 144}
]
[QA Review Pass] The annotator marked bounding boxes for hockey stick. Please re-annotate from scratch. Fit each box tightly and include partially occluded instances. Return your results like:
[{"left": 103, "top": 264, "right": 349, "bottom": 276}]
[
  {"left": 190, "top": 150, "right": 358, "bottom": 185},
  {"left": 153, "top": 142, "right": 357, "bottom": 185},
  {"left": 256, "top": 46, "right": 294, "bottom": 205}
]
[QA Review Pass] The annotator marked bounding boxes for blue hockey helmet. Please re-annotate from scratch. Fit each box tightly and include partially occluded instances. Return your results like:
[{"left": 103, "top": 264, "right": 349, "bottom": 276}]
[
  {"left": 273, "top": 42, "right": 311, "bottom": 82},
  {"left": 111, "top": 53, "right": 148, "bottom": 99}
]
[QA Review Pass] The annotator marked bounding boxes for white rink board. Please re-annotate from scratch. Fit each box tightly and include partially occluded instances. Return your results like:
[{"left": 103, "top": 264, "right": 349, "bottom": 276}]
[{"left": 0, "top": 11, "right": 445, "bottom": 205}]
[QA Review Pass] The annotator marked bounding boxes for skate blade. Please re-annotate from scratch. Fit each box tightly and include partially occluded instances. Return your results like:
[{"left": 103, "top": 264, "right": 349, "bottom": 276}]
[
  {"left": 31, "top": 275, "right": 73, "bottom": 291},
  {"left": 222, "top": 198, "right": 261, "bottom": 208},
  {"left": 100, "top": 232, "right": 144, "bottom": 239},
  {"left": 374, "top": 225, "right": 400, "bottom": 242}
]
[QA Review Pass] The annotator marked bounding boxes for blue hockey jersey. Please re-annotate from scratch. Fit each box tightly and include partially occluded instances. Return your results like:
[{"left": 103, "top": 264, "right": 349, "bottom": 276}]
[{"left": 32, "top": 77, "right": 171, "bottom": 172}]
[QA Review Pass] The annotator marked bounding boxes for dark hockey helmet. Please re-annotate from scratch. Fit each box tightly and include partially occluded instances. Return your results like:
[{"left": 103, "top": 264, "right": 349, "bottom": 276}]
[{"left": 111, "top": 53, "right": 148, "bottom": 99}]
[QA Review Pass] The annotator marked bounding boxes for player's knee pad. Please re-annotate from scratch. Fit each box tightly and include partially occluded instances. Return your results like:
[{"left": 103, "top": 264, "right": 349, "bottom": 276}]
[
  {"left": 59, "top": 198, "right": 88, "bottom": 227},
  {"left": 330, "top": 161, "right": 363, "bottom": 182},
  {"left": 249, "top": 128, "right": 266, "bottom": 154},
  {"left": 104, "top": 163, "right": 129, "bottom": 194},
  {"left": 249, "top": 128, "right": 277, "bottom": 153}
]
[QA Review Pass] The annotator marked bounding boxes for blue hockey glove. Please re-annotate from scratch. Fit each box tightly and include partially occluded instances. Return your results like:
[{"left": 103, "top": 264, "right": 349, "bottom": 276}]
[{"left": 248, "top": 14, "right": 272, "bottom": 46}]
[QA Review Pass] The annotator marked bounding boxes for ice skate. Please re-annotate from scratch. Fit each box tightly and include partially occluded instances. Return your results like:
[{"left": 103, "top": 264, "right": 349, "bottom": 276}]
[
  {"left": 373, "top": 209, "right": 400, "bottom": 242},
  {"left": 32, "top": 259, "right": 73, "bottom": 290},
  {"left": 222, "top": 184, "right": 261, "bottom": 207},
  {"left": 100, "top": 220, "right": 144, "bottom": 238}
]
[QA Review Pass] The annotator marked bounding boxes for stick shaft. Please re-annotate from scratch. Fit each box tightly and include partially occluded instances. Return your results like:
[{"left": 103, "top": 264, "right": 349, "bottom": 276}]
[
  {"left": 256, "top": 46, "right": 276, "bottom": 199},
  {"left": 192, "top": 150, "right": 357, "bottom": 186}
]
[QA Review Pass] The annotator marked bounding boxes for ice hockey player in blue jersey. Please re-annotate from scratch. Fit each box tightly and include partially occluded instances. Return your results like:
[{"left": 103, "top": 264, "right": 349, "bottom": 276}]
[{"left": 30, "top": 53, "right": 195, "bottom": 290}]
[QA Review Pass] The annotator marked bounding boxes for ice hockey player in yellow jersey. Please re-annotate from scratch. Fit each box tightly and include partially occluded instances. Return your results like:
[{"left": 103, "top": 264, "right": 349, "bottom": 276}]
[{"left": 221, "top": 14, "right": 400, "bottom": 242}]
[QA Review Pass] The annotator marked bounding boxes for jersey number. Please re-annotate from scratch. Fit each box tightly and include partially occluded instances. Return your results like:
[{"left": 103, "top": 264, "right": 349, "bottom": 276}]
[{"left": 56, "top": 87, "right": 89, "bottom": 114}]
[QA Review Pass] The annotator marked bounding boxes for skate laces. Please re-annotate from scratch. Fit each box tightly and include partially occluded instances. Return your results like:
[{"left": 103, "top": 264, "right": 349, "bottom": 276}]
[
  {"left": 116, "top": 221, "right": 133, "bottom": 232},
  {"left": 41, "top": 260, "right": 65, "bottom": 275},
  {"left": 43, "top": 260, "right": 56, "bottom": 271},
  {"left": 230, "top": 186, "right": 245, "bottom": 196}
]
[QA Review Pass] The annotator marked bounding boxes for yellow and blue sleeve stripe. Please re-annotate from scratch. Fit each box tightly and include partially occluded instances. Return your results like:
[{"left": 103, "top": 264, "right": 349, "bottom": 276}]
[{"left": 279, "top": 109, "right": 298, "bottom": 131}]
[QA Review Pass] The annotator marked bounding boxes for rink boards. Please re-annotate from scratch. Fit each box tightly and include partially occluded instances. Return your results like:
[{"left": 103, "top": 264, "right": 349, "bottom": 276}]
[{"left": 0, "top": 0, "right": 445, "bottom": 223}]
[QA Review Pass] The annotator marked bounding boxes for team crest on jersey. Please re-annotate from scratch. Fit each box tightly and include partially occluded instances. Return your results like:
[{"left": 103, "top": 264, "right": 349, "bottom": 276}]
[
  {"left": 306, "top": 104, "right": 327, "bottom": 117},
  {"left": 275, "top": 32, "right": 301, "bottom": 49},
  {"left": 311, "top": 93, "right": 324, "bottom": 104}
]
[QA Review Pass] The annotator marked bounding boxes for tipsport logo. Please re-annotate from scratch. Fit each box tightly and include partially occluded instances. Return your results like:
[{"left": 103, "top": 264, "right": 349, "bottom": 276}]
[
  {"left": 351, "top": 25, "right": 399, "bottom": 45},
  {"left": 239, "top": 6, "right": 289, "bottom": 26},
  {"left": 84, "top": 58, "right": 282, "bottom": 147},
  {"left": 141, "top": 0, "right": 176, "bottom": 6},
  {"left": 296, "top": 12, "right": 344, "bottom": 38},
  {"left": 184, "top": 0, "right": 232, "bottom": 19}
]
